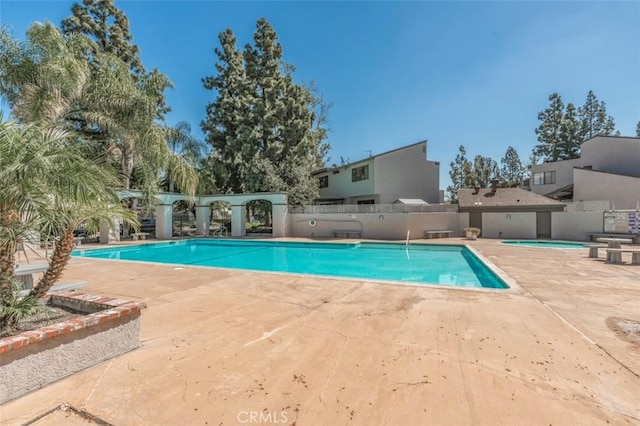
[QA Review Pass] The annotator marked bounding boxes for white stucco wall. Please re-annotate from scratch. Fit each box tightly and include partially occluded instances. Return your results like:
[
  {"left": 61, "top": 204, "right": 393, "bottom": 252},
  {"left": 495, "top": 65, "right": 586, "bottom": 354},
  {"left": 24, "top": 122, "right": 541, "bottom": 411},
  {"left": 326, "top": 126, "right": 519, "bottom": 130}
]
[
  {"left": 581, "top": 136, "right": 640, "bottom": 177},
  {"left": 288, "top": 210, "right": 614, "bottom": 242},
  {"left": 481, "top": 212, "right": 537, "bottom": 239},
  {"left": 529, "top": 158, "right": 581, "bottom": 195},
  {"left": 407, "top": 213, "right": 466, "bottom": 239},
  {"left": 573, "top": 169, "right": 640, "bottom": 210},
  {"left": 315, "top": 141, "right": 440, "bottom": 204},
  {"left": 316, "top": 158, "right": 375, "bottom": 201},
  {"left": 288, "top": 212, "right": 464, "bottom": 240},
  {"left": 529, "top": 137, "right": 640, "bottom": 197},
  {"left": 551, "top": 212, "right": 603, "bottom": 241},
  {"left": 374, "top": 142, "right": 440, "bottom": 204}
]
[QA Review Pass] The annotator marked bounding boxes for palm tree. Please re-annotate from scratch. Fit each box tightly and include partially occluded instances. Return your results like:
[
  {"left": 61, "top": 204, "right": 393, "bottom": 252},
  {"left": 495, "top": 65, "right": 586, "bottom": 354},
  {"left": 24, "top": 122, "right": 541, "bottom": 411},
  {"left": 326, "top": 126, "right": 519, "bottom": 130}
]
[
  {"left": 96, "top": 61, "right": 198, "bottom": 200},
  {"left": 0, "top": 23, "right": 199, "bottom": 306},
  {"left": 0, "top": 22, "right": 198, "bottom": 200},
  {"left": 165, "top": 121, "right": 207, "bottom": 192},
  {"left": 0, "top": 118, "right": 136, "bottom": 302},
  {"left": 32, "top": 199, "right": 137, "bottom": 299}
]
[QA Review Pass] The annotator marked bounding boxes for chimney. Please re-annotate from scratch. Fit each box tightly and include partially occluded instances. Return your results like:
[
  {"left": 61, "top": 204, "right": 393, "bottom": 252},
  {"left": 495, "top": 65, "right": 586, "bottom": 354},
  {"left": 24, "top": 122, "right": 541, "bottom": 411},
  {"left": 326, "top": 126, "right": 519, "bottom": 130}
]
[{"left": 490, "top": 178, "right": 499, "bottom": 193}]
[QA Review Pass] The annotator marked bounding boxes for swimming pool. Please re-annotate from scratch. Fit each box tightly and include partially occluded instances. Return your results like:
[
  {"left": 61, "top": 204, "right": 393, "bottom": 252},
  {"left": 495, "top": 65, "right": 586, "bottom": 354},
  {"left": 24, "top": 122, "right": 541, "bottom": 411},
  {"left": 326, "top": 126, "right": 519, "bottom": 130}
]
[
  {"left": 502, "top": 240, "right": 587, "bottom": 248},
  {"left": 72, "top": 240, "right": 508, "bottom": 289}
]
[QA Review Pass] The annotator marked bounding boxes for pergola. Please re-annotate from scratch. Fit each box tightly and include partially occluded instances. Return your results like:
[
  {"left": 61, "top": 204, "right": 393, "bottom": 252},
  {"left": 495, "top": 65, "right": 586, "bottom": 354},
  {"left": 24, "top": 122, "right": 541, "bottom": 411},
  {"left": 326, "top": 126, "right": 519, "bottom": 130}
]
[{"left": 101, "top": 190, "right": 288, "bottom": 242}]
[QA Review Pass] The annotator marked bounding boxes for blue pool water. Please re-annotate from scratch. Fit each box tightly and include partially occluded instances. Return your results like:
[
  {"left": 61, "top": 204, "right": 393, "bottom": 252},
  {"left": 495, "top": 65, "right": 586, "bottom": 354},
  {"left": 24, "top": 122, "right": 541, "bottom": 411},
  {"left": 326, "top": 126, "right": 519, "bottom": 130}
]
[
  {"left": 72, "top": 240, "right": 508, "bottom": 289},
  {"left": 502, "top": 240, "right": 587, "bottom": 249}
]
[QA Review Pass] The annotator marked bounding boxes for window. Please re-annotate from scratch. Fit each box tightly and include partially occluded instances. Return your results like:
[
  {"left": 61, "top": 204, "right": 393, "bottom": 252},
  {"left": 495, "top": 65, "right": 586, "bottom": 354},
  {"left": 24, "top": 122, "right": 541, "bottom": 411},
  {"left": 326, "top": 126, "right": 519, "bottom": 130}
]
[
  {"left": 318, "top": 176, "right": 328, "bottom": 188},
  {"left": 533, "top": 171, "right": 556, "bottom": 185},
  {"left": 545, "top": 171, "right": 556, "bottom": 184},
  {"left": 533, "top": 173, "right": 543, "bottom": 186},
  {"left": 352, "top": 165, "right": 369, "bottom": 182}
]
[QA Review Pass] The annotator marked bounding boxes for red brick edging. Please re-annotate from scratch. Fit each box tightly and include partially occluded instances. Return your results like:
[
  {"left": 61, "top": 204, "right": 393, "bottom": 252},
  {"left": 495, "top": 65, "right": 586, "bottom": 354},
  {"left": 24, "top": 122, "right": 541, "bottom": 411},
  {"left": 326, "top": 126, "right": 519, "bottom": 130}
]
[{"left": 0, "top": 291, "right": 146, "bottom": 354}]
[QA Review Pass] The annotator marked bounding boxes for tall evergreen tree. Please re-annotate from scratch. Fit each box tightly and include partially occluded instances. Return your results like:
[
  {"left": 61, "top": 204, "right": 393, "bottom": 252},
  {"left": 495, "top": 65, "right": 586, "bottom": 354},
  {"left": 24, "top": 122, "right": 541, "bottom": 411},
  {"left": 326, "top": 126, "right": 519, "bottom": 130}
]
[
  {"left": 446, "top": 145, "right": 473, "bottom": 203},
  {"left": 472, "top": 155, "right": 498, "bottom": 188},
  {"left": 61, "top": 0, "right": 171, "bottom": 119},
  {"left": 61, "top": 0, "right": 144, "bottom": 76},
  {"left": 534, "top": 93, "right": 565, "bottom": 162},
  {"left": 500, "top": 146, "right": 524, "bottom": 188},
  {"left": 201, "top": 29, "right": 250, "bottom": 194},
  {"left": 201, "top": 18, "right": 329, "bottom": 205},
  {"left": 559, "top": 102, "right": 581, "bottom": 159},
  {"left": 577, "top": 90, "right": 615, "bottom": 140},
  {"left": 636, "top": 120, "right": 640, "bottom": 137}
]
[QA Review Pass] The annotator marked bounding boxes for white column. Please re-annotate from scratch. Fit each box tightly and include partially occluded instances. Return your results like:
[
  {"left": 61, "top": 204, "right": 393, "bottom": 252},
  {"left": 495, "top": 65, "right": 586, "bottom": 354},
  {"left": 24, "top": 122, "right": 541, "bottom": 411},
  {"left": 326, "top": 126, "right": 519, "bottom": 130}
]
[
  {"left": 231, "top": 204, "right": 246, "bottom": 237},
  {"left": 99, "top": 217, "right": 121, "bottom": 244},
  {"left": 272, "top": 203, "right": 288, "bottom": 237},
  {"left": 155, "top": 204, "right": 173, "bottom": 240},
  {"left": 195, "top": 205, "right": 211, "bottom": 236}
]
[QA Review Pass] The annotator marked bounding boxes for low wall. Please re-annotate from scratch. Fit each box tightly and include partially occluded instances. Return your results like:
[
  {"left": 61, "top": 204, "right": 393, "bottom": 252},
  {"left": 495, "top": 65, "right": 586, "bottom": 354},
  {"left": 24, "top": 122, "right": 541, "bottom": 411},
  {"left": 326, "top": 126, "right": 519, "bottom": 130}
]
[
  {"left": 288, "top": 212, "right": 466, "bottom": 240},
  {"left": 0, "top": 292, "right": 146, "bottom": 404},
  {"left": 481, "top": 212, "right": 537, "bottom": 239},
  {"left": 552, "top": 212, "right": 603, "bottom": 241},
  {"left": 288, "top": 210, "right": 610, "bottom": 242}
]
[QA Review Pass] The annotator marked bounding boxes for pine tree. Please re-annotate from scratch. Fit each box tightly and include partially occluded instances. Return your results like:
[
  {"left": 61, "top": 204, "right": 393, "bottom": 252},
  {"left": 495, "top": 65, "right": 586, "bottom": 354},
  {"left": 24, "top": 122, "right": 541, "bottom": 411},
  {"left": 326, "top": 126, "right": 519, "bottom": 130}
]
[
  {"left": 62, "top": 0, "right": 144, "bottom": 76},
  {"left": 534, "top": 93, "right": 565, "bottom": 162},
  {"left": 559, "top": 103, "right": 581, "bottom": 159},
  {"left": 242, "top": 18, "right": 288, "bottom": 195},
  {"left": 577, "top": 90, "right": 616, "bottom": 140},
  {"left": 201, "top": 18, "right": 329, "bottom": 205},
  {"left": 636, "top": 121, "right": 640, "bottom": 137},
  {"left": 447, "top": 145, "right": 473, "bottom": 203},
  {"left": 61, "top": 0, "right": 171, "bottom": 119},
  {"left": 472, "top": 155, "right": 498, "bottom": 188},
  {"left": 201, "top": 29, "right": 248, "bottom": 193},
  {"left": 500, "top": 146, "right": 524, "bottom": 187},
  {"left": 528, "top": 149, "right": 540, "bottom": 168}
]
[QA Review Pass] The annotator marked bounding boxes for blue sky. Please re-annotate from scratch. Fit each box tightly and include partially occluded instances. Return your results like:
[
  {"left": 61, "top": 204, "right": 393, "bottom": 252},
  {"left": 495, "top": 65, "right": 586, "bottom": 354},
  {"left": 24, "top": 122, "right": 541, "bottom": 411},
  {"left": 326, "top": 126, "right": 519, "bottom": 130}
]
[{"left": 1, "top": 1, "right": 639, "bottom": 191}]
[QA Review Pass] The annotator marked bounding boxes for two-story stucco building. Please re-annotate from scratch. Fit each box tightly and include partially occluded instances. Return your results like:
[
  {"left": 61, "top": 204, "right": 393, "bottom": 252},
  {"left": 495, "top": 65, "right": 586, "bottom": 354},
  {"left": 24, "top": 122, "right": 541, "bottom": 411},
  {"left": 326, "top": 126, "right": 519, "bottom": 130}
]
[
  {"left": 525, "top": 136, "right": 640, "bottom": 209},
  {"left": 312, "top": 141, "right": 441, "bottom": 205}
]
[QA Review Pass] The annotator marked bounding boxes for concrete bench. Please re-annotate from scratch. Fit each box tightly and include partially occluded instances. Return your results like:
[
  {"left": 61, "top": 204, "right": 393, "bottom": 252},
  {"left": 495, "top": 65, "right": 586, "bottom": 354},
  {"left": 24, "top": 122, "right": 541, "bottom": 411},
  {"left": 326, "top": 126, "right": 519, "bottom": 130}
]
[
  {"left": 605, "top": 248, "right": 640, "bottom": 265},
  {"left": 333, "top": 230, "right": 362, "bottom": 238},
  {"left": 132, "top": 232, "right": 150, "bottom": 241},
  {"left": 14, "top": 262, "right": 49, "bottom": 290},
  {"left": 585, "top": 243, "right": 607, "bottom": 258},
  {"left": 424, "top": 230, "right": 453, "bottom": 239},
  {"left": 588, "top": 232, "right": 639, "bottom": 242}
]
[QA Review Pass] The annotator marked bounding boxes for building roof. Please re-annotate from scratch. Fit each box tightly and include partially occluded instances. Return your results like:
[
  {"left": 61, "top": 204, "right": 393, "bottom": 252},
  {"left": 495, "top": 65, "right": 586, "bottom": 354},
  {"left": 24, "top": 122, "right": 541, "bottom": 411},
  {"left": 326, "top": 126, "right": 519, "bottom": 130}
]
[
  {"left": 574, "top": 166, "right": 640, "bottom": 179},
  {"left": 393, "top": 198, "right": 430, "bottom": 205},
  {"left": 544, "top": 184, "right": 574, "bottom": 200},
  {"left": 581, "top": 135, "right": 640, "bottom": 145},
  {"left": 312, "top": 140, "right": 427, "bottom": 175},
  {"left": 457, "top": 187, "right": 565, "bottom": 212}
]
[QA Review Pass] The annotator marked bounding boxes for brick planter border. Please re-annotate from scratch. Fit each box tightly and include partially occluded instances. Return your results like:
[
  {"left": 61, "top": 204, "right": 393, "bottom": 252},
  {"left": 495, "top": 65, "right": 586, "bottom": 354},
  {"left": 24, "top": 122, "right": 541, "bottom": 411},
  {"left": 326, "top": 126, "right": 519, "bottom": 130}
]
[{"left": 0, "top": 291, "right": 146, "bottom": 404}]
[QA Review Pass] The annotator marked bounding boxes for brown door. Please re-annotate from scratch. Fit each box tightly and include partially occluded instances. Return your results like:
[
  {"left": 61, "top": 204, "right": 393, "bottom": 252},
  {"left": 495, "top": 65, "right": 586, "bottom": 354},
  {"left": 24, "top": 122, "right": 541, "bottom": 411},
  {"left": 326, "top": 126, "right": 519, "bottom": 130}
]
[
  {"left": 469, "top": 212, "right": 482, "bottom": 229},
  {"left": 536, "top": 212, "right": 551, "bottom": 239}
]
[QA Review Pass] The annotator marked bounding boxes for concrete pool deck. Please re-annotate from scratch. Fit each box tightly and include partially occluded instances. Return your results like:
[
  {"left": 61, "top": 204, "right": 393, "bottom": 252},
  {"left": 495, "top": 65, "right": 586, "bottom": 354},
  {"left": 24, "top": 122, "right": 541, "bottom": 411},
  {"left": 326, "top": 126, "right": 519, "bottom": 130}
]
[{"left": 1, "top": 238, "right": 639, "bottom": 425}]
